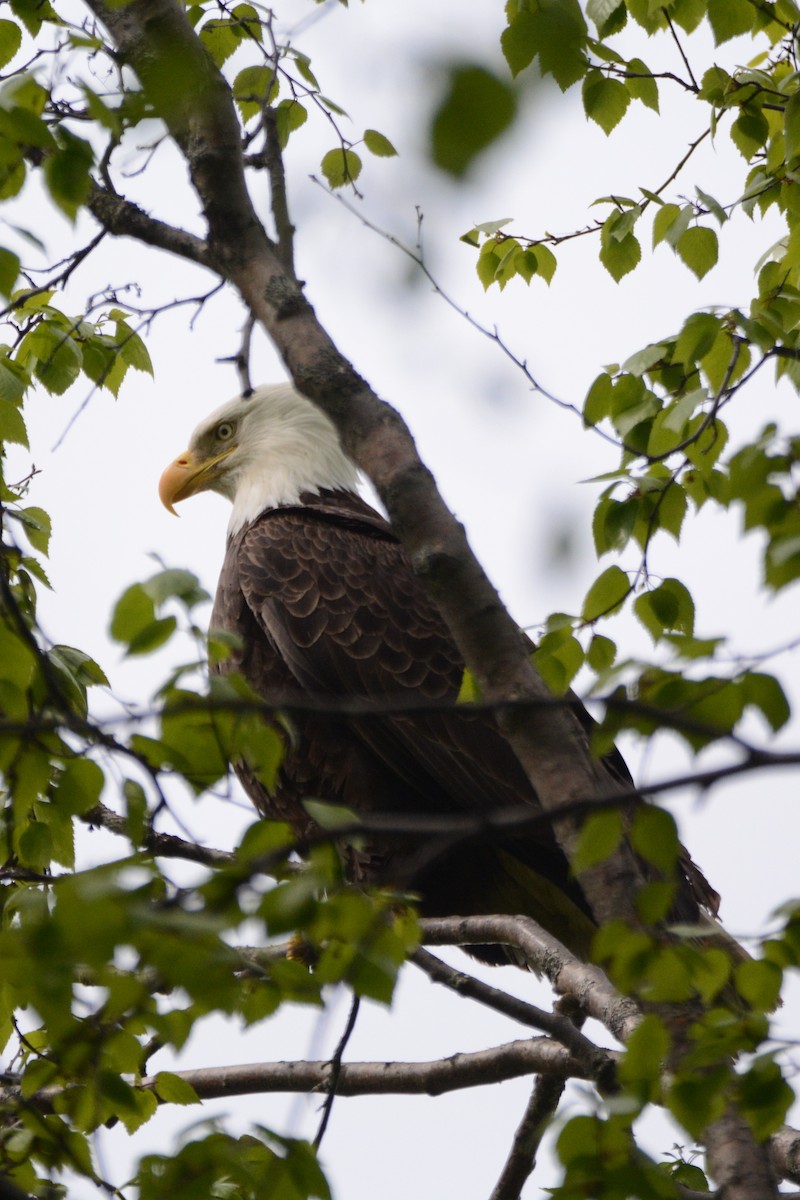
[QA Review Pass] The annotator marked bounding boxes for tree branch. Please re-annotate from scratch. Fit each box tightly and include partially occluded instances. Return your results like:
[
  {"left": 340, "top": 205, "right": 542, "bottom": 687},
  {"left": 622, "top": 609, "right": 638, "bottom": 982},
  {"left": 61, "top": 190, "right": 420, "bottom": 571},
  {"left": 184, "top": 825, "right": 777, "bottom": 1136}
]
[
  {"left": 87, "top": 181, "right": 218, "bottom": 270},
  {"left": 419, "top": 916, "right": 641, "bottom": 1044},
  {"left": 411, "top": 947, "right": 616, "bottom": 1089},
  {"left": 489, "top": 1074, "right": 565, "bottom": 1200},
  {"left": 140, "top": 1038, "right": 589, "bottom": 1101},
  {"left": 81, "top": 801, "right": 237, "bottom": 869}
]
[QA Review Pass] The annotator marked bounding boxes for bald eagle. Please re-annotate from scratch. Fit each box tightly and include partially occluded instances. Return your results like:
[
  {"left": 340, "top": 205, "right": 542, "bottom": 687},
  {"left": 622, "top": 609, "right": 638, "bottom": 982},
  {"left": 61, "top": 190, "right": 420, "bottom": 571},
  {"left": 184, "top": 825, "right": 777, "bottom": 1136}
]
[{"left": 159, "top": 383, "right": 719, "bottom": 961}]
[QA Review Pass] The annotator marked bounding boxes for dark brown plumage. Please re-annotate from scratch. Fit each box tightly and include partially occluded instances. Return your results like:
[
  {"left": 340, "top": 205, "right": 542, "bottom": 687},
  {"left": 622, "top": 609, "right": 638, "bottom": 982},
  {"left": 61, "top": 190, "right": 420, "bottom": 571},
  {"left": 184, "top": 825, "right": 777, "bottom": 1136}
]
[
  {"left": 210, "top": 488, "right": 716, "bottom": 960},
  {"left": 159, "top": 384, "right": 720, "bottom": 965}
]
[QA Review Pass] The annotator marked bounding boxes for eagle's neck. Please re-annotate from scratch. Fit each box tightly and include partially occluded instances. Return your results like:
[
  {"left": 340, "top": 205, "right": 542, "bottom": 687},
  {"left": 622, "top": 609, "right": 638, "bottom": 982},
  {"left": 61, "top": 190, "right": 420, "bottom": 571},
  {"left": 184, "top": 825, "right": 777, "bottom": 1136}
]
[{"left": 227, "top": 416, "right": 359, "bottom": 536}]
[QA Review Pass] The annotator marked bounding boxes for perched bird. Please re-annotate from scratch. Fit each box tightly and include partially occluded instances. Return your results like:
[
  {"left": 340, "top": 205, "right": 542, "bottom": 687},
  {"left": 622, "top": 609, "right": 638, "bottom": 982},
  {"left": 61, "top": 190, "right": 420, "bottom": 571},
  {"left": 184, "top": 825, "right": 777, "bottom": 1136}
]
[{"left": 159, "top": 383, "right": 719, "bottom": 962}]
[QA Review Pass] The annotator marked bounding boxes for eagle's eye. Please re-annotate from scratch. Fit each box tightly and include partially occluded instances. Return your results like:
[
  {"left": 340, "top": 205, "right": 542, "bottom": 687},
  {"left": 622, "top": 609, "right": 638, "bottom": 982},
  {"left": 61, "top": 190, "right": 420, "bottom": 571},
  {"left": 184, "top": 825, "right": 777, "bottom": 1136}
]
[{"left": 216, "top": 421, "right": 235, "bottom": 441}]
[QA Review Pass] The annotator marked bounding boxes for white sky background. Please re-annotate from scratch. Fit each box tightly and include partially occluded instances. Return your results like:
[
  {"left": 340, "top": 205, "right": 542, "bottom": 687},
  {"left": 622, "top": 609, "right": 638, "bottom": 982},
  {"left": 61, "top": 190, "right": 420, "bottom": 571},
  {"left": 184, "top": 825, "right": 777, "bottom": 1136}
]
[{"left": 5, "top": 1, "right": 800, "bottom": 1196}]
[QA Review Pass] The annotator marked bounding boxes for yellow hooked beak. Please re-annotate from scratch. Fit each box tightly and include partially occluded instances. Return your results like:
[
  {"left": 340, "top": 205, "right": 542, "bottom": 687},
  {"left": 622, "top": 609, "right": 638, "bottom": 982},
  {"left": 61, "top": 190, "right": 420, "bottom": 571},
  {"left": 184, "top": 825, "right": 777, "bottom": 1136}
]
[{"left": 158, "top": 446, "right": 235, "bottom": 515}]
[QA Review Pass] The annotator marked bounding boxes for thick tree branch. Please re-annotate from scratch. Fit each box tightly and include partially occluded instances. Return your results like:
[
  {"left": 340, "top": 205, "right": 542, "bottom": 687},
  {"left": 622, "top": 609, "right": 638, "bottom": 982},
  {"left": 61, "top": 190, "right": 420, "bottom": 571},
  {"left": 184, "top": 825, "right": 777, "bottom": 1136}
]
[
  {"left": 772, "top": 1127, "right": 800, "bottom": 1186},
  {"left": 140, "top": 1038, "right": 588, "bottom": 1100},
  {"left": 419, "top": 916, "right": 641, "bottom": 1043}
]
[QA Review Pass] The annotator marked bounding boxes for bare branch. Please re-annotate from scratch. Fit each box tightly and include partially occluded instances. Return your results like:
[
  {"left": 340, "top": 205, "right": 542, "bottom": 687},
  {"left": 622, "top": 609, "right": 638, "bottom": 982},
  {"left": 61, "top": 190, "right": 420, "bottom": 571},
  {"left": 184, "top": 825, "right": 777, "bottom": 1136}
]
[
  {"left": 139, "top": 1038, "right": 588, "bottom": 1100},
  {"left": 81, "top": 802, "right": 237, "bottom": 869},
  {"left": 489, "top": 1075, "right": 565, "bottom": 1200},
  {"left": 411, "top": 947, "right": 615, "bottom": 1088},
  {"left": 87, "top": 181, "right": 218, "bottom": 271},
  {"left": 419, "top": 916, "right": 641, "bottom": 1044}
]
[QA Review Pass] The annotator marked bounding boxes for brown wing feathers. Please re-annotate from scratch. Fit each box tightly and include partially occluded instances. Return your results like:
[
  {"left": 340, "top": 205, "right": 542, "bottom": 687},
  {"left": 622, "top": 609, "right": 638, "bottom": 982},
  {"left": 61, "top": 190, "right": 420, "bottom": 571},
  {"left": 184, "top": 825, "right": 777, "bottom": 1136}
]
[{"left": 210, "top": 489, "right": 714, "bottom": 957}]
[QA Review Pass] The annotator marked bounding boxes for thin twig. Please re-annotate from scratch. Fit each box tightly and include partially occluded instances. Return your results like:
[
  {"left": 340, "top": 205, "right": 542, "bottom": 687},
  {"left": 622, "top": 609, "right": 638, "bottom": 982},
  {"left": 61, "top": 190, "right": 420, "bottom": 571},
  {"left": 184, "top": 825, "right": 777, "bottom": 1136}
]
[
  {"left": 314, "top": 994, "right": 361, "bottom": 1148},
  {"left": 665, "top": 12, "right": 699, "bottom": 92}
]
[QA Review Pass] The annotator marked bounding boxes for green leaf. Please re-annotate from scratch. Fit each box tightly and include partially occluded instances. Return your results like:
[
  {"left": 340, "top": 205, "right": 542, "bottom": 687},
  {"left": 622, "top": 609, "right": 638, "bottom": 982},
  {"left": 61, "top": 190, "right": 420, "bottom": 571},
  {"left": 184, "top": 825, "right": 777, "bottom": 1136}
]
[
  {"left": 699, "top": 65, "right": 732, "bottom": 104},
  {"left": 587, "top": 634, "right": 616, "bottom": 672},
  {"left": 51, "top": 644, "right": 108, "bottom": 688},
  {"left": 619, "top": 1013, "right": 668, "bottom": 1093},
  {"left": 531, "top": 630, "right": 585, "bottom": 695},
  {"left": 634, "top": 578, "right": 695, "bottom": 643},
  {"left": 737, "top": 1057, "right": 794, "bottom": 1139},
  {"left": 622, "top": 342, "right": 668, "bottom": 377},
  {"left": 671, "top": 0, "right": 708, "bottom": 33},
  {"left": 696, "top": 186, "right": 727, "bottom": 225},
  {"left": 647, "top": 389, "right": 702, "bottom": 456},
  {"left": 677, "top": 226, "right": 718, "bottom": 280},
  {"left": 784, "top": 93, "right": 800, "bottom": 164},
  {"left": 430, "top": 65, "right": 516, "bottom": 177},
  {"left": 303, "top": 800, "right": 360, "bottom": 831},
  {"left": 151, "top": 1072, "right": 200, "bottom": 1105},
  {"left": 55, "top": 758, "right": 104, "bottom": 816},
  {"left": 0, "top": 247, "right": 19, "bottom": 297},
  {"left": 583, "top": 372, "right": 614, "bottom": 425},
  {"left": 674, "top": 313, "right": 721, "bottom": 365},
  {"left": 0, "top": 398, "right": 27, "bottom": 445},
  {"left": 199, "top": 17, "right": 239, "bottom": 66},
  {"left": 274, "top": 99, "right": 308, "bottom": 148},
  {"left": 233, "top": 66, "right": 278, "bottom": 124},
  {"left": 582, "top": 71, "right": 630, "bottom": 134},
  {"left": 0, "top": 20, "right": 22, "bottom": 68},
  {"left": 625, "top": 58, "right": 658, "bottom": 112},
  {"left": 572, "top": 809, "right": 623, "bottom": 873},
  {"left": 701, "top": 330, "right": 748, "bottom": 393},
  {"left": 143, "top": 567, "right": 208, "bottom": 608},
  {"left": 502, "top": 1, "right": 588, "bottom": 89},
  {"left": 586, "top": 0, "right": 622, "bottom": 32},
  {"left": 109, "top": 583, "right": 156, "bottom": 646},
  {"left": 707, "top": 0, "right": 755, "bottom": 43},
  {"left": 730, "top": 108, "right": 769, "bottom": 160},
  {"left": 127, "top": 616, "right": 177, "bottom": 656},
  {"left": 17, "top": 320, "right": 82, "bottom": 395},
  {"left": 599, "top": 228, "right": 641, "bottom": 281},
  {"left": 0, "top": 623, "right": 36, "bottom": 689},
  {"left": 16, "top": 505, "right": 50, "bottom": 553},
  {"left": 582, "top": 565, "right": 630, "bottom": 621},
  {"left": 320, "top": 148, "right": 362, "bottom": 189},
  {"left": 0, "top": 357, "right": 27, "bottom": 402},
  {"left": 43, "top": 131, "right": 94, "bottom": 221},
  {"left": 657, "top": 482, "right": 688, "bottom": 541},
  {"left": 530, "top": 241, "right": 557, "bottom": 283},
  {"left": 652, "top": 202, "right": 681, "bottom": 248},
  {"left": 735, "top": 959, "right": 783, "bottom": 1012},
  {"left": 114, "top": 319, "right": 154, "bottom": 375},
  {"left": 457, "top": 667, "right": 481, "bottom": 703},
  {"left": 632, "top": 805, "right": 679, "bottom": 873},
  {"left": 741, "top": 672, "right": 790, "bottom": 732},
  {"left": 363, "top": 128, "right": 397, "bottom": 157}
]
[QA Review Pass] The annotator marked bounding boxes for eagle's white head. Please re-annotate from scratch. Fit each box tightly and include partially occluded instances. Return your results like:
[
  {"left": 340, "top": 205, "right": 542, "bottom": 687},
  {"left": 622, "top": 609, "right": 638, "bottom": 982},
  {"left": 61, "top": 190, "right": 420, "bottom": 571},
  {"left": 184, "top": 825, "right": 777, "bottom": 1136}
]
[{"left": 158, "top": 383, "right": 359, "bottom": 535}]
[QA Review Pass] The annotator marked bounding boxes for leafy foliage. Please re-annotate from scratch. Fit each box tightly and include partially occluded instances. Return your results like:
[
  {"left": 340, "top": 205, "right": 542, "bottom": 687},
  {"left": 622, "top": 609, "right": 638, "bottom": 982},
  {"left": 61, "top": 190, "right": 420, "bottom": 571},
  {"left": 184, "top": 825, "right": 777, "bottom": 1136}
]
[{"left": 0, "top": 1, "right": 797, "bottom": 1198}]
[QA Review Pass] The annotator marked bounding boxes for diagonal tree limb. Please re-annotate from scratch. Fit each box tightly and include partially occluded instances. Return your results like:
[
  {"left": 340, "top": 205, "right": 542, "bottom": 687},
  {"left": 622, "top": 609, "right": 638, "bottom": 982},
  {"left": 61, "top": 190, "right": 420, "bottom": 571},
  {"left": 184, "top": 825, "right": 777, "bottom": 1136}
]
[
  {"left": 87, "top": 181, "right": 218, "bottom": 271},
  {"left": 419, "top": 916, "right": 641, "bottom": 1044},
  {"left": 489, "top": 1074, "right": 566, "bottom": 1200},
  {"left": 411, "top": 946, "right": 616, "bottom": 1089}
]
